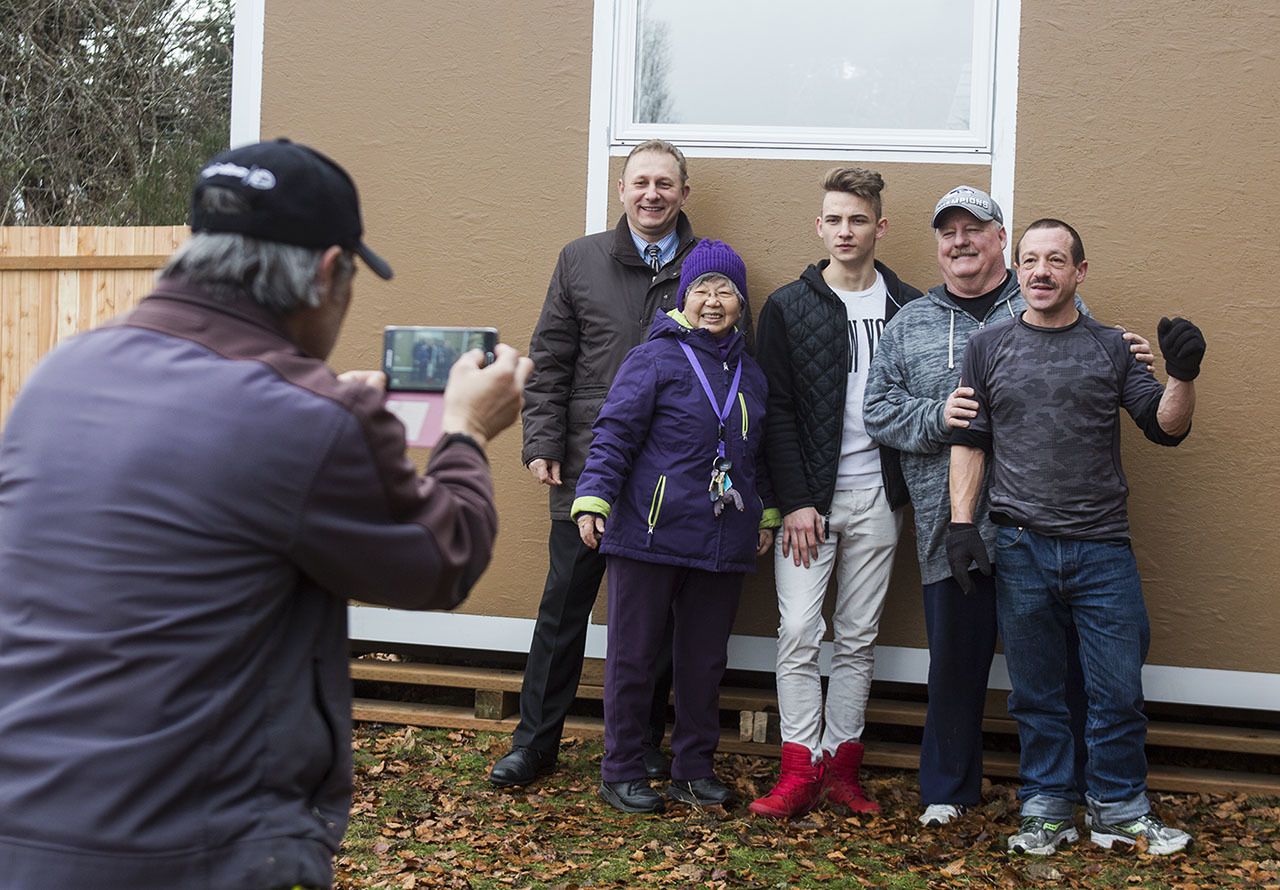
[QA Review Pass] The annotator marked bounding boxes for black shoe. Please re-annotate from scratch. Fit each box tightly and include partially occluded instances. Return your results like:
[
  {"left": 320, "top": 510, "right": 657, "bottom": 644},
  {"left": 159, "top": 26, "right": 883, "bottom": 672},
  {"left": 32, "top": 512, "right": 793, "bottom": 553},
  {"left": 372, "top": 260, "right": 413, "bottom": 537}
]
[
  {"left": 642, "top": 746, "right": 671, "bottom": 780},
  {"left": 489, "top": 746, "right": 556, "bottom": 788},
  {"left": 599, "top": 779, "right": 665, "bottom": 814},
  {"left": 667, "top": 776, "right": 737, "bottom": 808}
]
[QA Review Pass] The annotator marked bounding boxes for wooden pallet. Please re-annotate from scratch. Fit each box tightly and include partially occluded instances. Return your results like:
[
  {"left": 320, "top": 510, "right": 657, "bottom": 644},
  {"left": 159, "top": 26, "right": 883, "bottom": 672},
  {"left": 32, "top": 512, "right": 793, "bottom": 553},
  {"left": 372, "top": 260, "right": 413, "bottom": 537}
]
[{"left": 350, "top": 659, "right": 1280, "bottom": 796}]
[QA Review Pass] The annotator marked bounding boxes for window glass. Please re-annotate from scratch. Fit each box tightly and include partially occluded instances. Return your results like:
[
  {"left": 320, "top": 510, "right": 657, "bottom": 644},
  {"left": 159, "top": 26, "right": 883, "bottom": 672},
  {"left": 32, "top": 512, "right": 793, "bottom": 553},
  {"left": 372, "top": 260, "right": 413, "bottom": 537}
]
[{"left": 618, "top": 0, "right": 994, "bottom": 153}]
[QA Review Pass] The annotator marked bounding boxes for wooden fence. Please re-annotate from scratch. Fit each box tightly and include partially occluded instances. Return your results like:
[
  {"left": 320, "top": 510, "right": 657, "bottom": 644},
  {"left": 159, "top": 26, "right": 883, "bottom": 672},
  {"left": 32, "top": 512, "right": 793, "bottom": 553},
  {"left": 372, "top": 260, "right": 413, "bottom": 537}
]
[{"left": 0, "top": 226, "right": 187, "bottom": 426}]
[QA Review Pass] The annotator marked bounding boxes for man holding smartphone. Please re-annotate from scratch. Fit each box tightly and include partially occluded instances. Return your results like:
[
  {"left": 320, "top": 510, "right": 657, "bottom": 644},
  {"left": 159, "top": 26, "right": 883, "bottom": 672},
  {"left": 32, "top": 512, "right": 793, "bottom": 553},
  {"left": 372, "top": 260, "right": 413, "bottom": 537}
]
[
  {"left": 0, "top": 139, "right": 530, "bottom": 890},
  {"left": 491, "top": 140, "right": 753, "bottom": 788}
]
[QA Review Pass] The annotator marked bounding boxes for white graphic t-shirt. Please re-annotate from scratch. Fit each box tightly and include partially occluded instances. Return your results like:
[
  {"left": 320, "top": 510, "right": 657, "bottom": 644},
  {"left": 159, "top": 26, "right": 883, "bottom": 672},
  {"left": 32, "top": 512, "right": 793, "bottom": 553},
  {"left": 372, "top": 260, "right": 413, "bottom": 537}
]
[{"left": 832, "top": 272, "right": 888, "bottom": 490}]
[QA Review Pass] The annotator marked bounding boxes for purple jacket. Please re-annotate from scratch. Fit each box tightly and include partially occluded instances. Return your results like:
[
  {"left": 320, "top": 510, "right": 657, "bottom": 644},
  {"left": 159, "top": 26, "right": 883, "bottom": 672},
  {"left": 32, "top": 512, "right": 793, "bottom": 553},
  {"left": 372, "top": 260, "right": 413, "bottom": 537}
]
[{"left": 572, "top": 311, "right": 779, "bottom": 573}]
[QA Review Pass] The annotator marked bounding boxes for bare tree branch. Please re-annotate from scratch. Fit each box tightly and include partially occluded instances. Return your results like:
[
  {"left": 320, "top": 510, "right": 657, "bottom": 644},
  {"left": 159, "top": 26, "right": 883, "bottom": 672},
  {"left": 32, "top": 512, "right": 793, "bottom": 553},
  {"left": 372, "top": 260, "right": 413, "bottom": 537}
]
[{"left": 0, "top": 0, "right": 232, "bottom": 225}]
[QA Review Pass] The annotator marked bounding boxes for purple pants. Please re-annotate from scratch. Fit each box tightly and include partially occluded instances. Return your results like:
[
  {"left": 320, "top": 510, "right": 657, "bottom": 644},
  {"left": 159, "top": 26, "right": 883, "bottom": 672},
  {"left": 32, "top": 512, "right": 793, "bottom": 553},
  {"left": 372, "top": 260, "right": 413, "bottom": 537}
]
[{"left": 601, "top": 555, "right": 743, "bottom": 782}]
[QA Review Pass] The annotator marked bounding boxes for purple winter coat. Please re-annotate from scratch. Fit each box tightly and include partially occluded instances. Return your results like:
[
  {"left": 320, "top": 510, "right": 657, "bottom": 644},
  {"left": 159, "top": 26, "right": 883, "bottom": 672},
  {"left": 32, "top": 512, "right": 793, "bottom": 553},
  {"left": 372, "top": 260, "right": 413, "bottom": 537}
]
[{"left": 571, "top": 311, "right": 779, "bottom": 573}]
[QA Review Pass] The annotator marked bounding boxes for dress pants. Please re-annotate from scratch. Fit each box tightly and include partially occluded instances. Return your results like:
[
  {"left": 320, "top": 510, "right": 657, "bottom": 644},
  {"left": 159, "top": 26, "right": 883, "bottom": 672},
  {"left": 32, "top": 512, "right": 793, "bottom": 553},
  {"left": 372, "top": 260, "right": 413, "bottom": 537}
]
[
  {"left": 601, "top": 555, "right": 742, "bottom": 782},
  {"left": 512, "top": 519, "right": 672, "bottom": 755}
]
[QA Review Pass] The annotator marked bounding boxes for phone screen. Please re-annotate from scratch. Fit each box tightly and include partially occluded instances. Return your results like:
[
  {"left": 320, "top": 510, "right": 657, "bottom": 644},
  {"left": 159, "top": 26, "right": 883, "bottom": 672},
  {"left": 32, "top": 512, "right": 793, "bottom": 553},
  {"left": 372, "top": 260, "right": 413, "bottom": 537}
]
[{"left": 382, "top": 326, "right": 498, "bottom": 392}]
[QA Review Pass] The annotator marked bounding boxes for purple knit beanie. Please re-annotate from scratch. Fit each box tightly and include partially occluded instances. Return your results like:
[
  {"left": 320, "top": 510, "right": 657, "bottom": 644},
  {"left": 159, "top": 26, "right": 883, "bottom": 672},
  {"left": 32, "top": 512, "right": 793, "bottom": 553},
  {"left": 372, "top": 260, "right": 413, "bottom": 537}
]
[{"left": 676, "top": 239, "right": 748, "bottom": 310}]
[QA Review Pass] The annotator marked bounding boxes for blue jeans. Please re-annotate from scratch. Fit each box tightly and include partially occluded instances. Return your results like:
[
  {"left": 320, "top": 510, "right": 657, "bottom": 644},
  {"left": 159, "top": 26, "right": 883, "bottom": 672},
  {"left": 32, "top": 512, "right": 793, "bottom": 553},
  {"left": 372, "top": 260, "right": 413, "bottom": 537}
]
[
  {"left": 919, "top": 572, "right": 1088, "bottom": 807},
  {"left": 995, "top": 527, "right": 1151, "bottom": 824}
]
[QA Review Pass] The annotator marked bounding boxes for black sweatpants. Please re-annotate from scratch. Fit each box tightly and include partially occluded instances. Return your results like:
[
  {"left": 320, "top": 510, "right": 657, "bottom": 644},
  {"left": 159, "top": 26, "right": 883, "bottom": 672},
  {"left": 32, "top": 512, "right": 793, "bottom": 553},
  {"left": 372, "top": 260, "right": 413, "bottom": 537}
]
[{"left": 512, "top": 519, "right": 672, "bottom": 755}]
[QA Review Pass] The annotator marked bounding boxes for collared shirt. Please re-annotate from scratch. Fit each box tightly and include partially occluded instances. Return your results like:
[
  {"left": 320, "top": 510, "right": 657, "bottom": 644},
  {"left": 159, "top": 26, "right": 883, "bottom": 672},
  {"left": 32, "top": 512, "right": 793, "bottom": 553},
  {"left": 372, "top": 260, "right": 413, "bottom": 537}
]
[{"left": 630, "top": 227, "right": 680, "bottom": 270}]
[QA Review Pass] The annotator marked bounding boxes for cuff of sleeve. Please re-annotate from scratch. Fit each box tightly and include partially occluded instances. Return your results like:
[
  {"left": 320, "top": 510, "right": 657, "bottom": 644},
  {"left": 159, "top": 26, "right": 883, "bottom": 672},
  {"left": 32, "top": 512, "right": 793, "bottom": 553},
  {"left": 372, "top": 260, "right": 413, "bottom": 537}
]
[
  {"left": 1137, "top": 390, "right": 1191, "bottom": 446},
  {"left": 436, "top": 432, "right": 488, "bottom": 462},
  {"left": 948, "top": 428, "right": 993, "bottom": 452},
  {"left": 571, "top": 496, "right": 611, "bottom": 519},
  {"left": 521, "top": 449, "right": 565, "bottom": 468},
  {"left": 931, "top": 401, "right": 950, "bottom": 445},
  {"left": 759, "top": 507, "right": 782, "bottom": 530}
]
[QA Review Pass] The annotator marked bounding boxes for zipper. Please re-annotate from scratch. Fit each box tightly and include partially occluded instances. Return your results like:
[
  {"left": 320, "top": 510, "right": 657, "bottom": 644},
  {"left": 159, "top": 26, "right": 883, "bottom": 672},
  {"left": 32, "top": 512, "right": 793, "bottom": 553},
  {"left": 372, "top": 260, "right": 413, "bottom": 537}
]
[
  {"left": 737, "top": 393, "right": 748, "bottom": 439},
  {"left": 646, "top": 474, "right": 667, "bottom": 542}
]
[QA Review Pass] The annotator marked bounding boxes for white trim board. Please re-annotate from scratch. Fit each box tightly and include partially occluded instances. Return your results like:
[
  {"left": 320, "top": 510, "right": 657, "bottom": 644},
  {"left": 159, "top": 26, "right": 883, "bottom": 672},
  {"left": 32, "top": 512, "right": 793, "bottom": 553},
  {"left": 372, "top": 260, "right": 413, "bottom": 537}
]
[
  {"left": 230, "top": 0, "right": 266, "bottom": 147},
  {"left": 583, "top": 0, "right": 618, "bottom": 235},
  {"left": 609, "top": 145, "right": 990, "bottom": 166},
  {"left": 349, "top": 606, "right": 1280, "bottom": 712},
  {"left": 990, "top": 0, "right": 1022, "bottom": 264}
]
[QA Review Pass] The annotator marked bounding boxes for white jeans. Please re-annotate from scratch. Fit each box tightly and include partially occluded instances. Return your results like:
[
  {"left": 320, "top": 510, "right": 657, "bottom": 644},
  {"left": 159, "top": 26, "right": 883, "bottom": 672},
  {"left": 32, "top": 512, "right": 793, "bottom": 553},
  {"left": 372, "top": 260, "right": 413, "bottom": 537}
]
[{"left": 773, "top": 486, "right": 902, "bottom": 756}]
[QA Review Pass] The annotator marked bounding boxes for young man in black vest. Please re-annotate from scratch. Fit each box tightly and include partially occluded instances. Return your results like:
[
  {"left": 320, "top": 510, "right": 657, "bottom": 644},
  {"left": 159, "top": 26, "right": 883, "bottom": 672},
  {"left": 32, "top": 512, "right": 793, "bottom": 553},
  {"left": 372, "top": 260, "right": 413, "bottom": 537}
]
[{"left": 750, "top": 168, "right": 920, "bottom": 818}]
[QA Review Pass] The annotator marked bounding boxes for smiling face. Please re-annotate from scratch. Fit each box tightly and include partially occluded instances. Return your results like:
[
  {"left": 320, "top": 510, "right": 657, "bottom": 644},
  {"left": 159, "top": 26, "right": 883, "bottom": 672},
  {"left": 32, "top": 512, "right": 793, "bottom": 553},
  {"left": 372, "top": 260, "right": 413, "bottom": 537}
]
[
  {"left": 935, "top": 207, "right": 1008, "bottom": 296},
  {"left": 618, "top": 149, "right": 689, "bottom": 241},
  {"left": 682, "top": 274, "right": 742, "bottom": 338},
  {"left": 1015, "top": 225, "right": 1087, "bottom": 324},
  {"left": 817, "top": 191, "right": 886, "bottom": 269}
]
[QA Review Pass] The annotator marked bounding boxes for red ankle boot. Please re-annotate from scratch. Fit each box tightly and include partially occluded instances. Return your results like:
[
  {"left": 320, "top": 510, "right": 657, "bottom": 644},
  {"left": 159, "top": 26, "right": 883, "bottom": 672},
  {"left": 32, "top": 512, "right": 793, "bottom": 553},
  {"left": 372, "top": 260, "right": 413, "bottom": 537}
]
[
  {"left": 823, "top": 740, "right": 879, "bottom": 813},
  {"left": 749, "top": 743, "right": 824, "bottom": 819}
]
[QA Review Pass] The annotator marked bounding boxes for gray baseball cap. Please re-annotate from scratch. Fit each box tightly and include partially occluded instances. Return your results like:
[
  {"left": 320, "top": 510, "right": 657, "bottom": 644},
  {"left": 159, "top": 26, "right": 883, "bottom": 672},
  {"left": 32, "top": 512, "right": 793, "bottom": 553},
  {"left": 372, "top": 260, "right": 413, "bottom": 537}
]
[{"left": 931, "top": 185, "right": 1003, "bottom": 228}]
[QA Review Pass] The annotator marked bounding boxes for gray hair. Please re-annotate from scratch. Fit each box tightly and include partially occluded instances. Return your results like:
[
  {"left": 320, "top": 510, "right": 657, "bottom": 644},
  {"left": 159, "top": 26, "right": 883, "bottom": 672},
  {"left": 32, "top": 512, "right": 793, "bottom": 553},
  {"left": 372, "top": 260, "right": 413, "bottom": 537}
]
[{"left": 160, "top": 188, "right": 354, "bottom": 314}]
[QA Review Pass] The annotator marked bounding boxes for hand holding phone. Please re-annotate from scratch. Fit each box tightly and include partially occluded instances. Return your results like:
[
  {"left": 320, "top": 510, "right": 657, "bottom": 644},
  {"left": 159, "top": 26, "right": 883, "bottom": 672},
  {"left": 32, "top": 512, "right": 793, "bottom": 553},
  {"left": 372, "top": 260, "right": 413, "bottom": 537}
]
[{"left": 440, "top": 343, "right": 532, "bottom": 445}]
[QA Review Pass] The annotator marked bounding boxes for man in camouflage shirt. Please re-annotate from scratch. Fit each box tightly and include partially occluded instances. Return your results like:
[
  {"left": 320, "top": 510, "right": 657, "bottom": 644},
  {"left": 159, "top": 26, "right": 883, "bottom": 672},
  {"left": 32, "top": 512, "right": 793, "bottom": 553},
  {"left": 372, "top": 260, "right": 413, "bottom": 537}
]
[{"left": 947, "top": 218, "right": 1205, "bottom": 857}]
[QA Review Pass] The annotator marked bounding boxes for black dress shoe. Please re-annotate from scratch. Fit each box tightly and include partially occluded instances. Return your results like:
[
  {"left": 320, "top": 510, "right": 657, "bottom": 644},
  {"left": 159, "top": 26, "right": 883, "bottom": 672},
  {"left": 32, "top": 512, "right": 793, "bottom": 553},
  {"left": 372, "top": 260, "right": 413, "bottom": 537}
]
[
  {"left": 642, "top": 746, "right": 670, "bottom": 780},
  {"left": 599, "top": 779, "right": 665, "bottom": 814},
  {"left": 488, "top": 746, "right": 556, "bottom": 788},
  {"left": 667, "top": 776, "right": 737, "bottom": 807}
]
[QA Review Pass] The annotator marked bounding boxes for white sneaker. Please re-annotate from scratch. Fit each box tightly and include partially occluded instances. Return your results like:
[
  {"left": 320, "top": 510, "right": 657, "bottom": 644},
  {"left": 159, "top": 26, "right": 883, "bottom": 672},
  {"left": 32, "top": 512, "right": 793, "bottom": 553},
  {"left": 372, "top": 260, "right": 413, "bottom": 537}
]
[
  {"left": 919, "top": 804, "right": 966, "bottom": 827},
  {"left": 1090, "top": 812, "right": 1192, "bottom": 855}
]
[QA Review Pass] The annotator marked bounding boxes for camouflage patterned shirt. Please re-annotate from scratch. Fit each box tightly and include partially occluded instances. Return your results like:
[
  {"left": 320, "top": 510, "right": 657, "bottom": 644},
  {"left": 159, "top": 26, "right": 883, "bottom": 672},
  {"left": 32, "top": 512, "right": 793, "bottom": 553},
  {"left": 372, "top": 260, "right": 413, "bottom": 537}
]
[{"left": 956, "top": 312, "right": 1186, "bottom": 539}]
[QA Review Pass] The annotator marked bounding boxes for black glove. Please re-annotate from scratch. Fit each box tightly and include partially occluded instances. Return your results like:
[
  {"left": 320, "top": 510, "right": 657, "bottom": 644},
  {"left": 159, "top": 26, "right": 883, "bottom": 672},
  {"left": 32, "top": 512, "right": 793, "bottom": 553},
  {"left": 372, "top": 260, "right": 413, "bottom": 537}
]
[
  {"left": 1157, "top": 316, "right": 1205, "bottom": 381},
  {"left": 945, "top": 522, "right": 992, "bottom": 594}
]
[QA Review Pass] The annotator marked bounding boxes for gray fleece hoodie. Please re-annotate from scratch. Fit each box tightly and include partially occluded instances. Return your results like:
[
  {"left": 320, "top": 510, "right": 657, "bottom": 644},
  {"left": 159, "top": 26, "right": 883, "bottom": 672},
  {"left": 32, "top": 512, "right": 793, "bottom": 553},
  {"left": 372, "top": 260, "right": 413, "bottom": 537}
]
[{"left": 863, "top": 273, "right": 1024, "bottom": 585}]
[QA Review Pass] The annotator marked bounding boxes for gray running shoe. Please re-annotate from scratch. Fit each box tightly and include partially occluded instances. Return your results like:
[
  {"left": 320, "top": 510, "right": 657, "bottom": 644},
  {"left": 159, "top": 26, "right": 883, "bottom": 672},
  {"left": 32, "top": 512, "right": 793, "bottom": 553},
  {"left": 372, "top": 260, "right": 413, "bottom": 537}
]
[
  {"left": 1007, "top": 815, "right": 1080, "bottom": 855},
  {"left": 1090, "top": 813, "right": 1191, "bottom": 855}
]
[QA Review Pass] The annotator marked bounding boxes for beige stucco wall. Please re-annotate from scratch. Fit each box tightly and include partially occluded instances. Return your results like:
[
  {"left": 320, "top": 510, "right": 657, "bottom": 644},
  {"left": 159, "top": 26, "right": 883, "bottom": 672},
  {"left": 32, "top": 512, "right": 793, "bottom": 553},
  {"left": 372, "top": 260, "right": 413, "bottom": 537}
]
[
  {"left": 1010, "top": 1, "right": 1279, "bottom": 673},
  {"left": 260, "top": 0, "right": 1278, "bottom": 675}
]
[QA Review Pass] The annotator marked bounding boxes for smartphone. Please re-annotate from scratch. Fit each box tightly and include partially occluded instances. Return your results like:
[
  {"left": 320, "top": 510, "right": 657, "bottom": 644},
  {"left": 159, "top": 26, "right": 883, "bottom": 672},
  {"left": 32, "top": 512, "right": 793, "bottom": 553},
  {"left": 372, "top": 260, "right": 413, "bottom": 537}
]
[
  {"left": 382, "top": 325, "right": 498, "bottom": 392},
  {"left": 382, "top": 326, "right": 498, "bottom": 449}
]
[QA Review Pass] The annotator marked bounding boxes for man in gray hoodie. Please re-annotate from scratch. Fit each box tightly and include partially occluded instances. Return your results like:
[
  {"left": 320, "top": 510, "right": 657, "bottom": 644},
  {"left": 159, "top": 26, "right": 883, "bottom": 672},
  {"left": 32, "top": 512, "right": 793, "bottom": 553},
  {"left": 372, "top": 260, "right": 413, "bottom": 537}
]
[{"left": 863, "top": 186, "right": 1152, "bottom": 828}]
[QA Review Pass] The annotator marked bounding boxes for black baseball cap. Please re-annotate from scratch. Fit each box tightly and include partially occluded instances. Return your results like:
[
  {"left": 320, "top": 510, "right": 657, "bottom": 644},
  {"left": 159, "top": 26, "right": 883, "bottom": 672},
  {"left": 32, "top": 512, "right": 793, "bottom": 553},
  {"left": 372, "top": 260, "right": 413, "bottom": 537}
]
[{"left": 191, "top": 138, "right": 393, "bottom": 280}]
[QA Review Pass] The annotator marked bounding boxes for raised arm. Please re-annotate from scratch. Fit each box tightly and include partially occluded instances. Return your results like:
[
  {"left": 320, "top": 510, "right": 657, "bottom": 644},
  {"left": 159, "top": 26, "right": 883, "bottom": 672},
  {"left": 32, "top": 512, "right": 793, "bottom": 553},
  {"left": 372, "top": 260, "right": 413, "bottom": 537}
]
[
  {"left": 1155, "top": 316, "right": 1204, "bottom": 437},
  {"left": 294, "top": 348, "right": 530, "bottom": 611}
]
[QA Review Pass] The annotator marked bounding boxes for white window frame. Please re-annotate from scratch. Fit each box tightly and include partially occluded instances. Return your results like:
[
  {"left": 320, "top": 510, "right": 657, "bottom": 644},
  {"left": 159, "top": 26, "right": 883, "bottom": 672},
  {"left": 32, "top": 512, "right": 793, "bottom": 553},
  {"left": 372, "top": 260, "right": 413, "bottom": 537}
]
[
  {"left": 609, "top": 0, "right": 997, "bottom": 159},
  {"left": 230, "top": 0, "right": 266, "bottom": 147}
]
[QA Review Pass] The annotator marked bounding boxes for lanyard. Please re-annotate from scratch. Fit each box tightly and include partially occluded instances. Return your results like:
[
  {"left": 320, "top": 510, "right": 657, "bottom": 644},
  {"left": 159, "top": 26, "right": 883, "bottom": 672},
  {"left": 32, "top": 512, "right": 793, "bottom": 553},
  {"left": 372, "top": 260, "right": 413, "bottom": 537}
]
[{"left": 677, "top": 340, "right": 741, "bottom": 458}]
